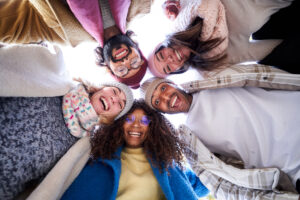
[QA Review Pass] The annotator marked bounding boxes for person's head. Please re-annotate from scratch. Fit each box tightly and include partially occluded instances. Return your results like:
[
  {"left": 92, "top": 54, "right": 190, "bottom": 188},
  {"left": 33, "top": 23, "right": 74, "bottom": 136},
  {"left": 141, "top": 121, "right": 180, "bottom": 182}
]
[
  {"left": 162, "top": 0, "right": 181, "bottom": 20},
  {"left": 90, "top": 99, "right": 186, "bottom": 170},
  {"left": 140, "top": 77, "right": 192, "bottom": 114},
  {"left": 95, "top": 32, "right": 147, "bottom": 89},
  {"left": 80, "top": 80, "right": 134, "bottom": 124},
  {"left": 148, "top": 41, "right": 191, "bottom": 78},
  {"left": 148, "top": 17, "right": 226, "bottom": 78}
]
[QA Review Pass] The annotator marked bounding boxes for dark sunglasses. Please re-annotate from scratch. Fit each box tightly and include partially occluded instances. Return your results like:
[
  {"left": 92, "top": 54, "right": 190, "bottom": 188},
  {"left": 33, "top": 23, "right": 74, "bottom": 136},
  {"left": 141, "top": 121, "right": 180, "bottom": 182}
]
[{"left": 125, "top": 115, "right": 151, "bottom": 126}]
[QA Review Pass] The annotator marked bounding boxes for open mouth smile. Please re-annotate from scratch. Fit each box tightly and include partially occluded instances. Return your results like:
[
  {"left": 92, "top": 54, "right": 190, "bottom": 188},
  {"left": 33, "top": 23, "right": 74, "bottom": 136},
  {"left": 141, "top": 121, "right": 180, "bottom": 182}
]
[
  {"left": 100, "top": 97, "right": 108, "bottom": 111},
  {"left": 174, "top": 49, "right": 182, "bottom": 62},
  {"left": 114, "top": 48, "right": 128, "bottom": 60},
  {"left": 169, "top": 94, "right": 180, "bottom": 108},
  {"left": 128, "top": 131, "right": 142, "bottom": 137}
]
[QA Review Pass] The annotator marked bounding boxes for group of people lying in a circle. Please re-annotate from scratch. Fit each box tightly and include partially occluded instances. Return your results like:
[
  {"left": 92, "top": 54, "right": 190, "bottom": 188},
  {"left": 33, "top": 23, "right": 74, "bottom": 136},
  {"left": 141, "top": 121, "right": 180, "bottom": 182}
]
[{"left": 1, "top": 0, "right": 300, "bottom": 199}]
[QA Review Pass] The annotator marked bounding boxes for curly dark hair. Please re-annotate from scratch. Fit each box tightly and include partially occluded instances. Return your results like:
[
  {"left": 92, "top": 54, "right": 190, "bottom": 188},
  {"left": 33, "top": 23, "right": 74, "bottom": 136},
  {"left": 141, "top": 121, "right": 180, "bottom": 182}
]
[
  {"left": 162, "top": 17, "right": 227, "bottom": 73},
  {"left": 94, "top": 31, "right": 138, "bottom": 68},
  {"left": 90, "top": 99, "right": 187, "bottom": 171}
]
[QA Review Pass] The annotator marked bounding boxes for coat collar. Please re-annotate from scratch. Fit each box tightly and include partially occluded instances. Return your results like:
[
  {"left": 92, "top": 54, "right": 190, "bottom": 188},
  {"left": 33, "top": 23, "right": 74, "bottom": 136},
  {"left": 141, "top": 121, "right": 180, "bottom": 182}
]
[{"left": 99, "top": 146, "right": 175, "bottom": 200}]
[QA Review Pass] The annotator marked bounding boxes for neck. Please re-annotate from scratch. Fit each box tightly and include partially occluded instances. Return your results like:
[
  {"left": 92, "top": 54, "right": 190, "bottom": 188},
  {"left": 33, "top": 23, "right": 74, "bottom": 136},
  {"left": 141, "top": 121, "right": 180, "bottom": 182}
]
[{"left": 104, "top": 25, "right": 121, "bottom": 41}]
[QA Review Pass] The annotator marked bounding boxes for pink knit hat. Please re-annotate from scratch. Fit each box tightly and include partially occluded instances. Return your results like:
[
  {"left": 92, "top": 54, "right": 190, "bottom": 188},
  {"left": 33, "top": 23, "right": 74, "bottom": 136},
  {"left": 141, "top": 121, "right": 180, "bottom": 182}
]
[
  {"left": 147, "top": 42, "right": 168, "bottom": 78},
  {"left": 111, "top": 55, "right": 147, "bottom": 89}
]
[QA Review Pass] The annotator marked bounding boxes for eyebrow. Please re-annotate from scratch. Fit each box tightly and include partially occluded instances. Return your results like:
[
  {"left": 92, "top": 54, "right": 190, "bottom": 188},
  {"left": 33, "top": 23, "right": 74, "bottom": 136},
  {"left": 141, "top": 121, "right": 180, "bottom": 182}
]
[
  {"left": 116, "top": 87, "right": 121, "bottom": 94},
  {"left": 150, "top": 84, "right": 162, "bottom": 106},
  {"left": 155, "top": 53, "right": 161, "bottom": 62},
  {"left": 163, "top": 67, "right": 168, "bottom": 74},
  {"left": 117, "top": 87, "right": 127, "bottom": 108},
  {"left": 154, "top": 45, "right": 165, "bottom": 62},
  {"left": 122, "top": 99, "right": 126, "bottom": 108}
]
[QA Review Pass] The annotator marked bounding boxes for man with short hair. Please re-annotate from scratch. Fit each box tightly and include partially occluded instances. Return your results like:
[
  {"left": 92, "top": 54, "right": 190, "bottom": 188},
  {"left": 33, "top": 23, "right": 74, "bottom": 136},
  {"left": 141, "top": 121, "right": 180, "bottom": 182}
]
[{"left": 140, "top": 64, "right": 300, "bottom": 198}]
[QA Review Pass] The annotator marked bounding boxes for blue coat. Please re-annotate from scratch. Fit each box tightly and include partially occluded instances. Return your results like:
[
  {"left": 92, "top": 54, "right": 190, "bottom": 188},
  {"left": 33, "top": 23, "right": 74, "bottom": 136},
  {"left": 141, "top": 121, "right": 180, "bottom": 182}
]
[{"left": 62, "top": 147, "right": 209, "bottom": 200}]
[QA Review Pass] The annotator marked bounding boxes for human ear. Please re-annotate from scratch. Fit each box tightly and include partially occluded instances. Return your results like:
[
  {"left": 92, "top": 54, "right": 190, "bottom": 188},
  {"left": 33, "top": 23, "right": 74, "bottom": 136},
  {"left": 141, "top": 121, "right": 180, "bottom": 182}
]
[
  {"left": 94, "top": 46, "right": 108, "bottom": 67},
  {"left": 126, "top": 30, "right": 139, "bottom": 47}
]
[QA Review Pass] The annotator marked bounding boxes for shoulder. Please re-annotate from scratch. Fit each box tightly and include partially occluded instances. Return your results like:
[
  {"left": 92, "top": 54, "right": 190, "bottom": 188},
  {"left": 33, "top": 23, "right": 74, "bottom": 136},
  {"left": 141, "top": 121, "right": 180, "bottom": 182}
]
[{"left": 180, "top": 64, "right": 300, "bottom": 93}]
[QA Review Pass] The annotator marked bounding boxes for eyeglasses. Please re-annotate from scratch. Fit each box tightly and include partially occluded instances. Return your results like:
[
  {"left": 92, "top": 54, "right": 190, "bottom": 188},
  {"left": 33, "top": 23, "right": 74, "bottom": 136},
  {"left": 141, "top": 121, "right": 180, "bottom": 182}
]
[
  {"left": 125, "top": 115, "right": 151, "bottom": 126},
  {"left": 114, "top": 57, "right": 142, "bottom": 77}
]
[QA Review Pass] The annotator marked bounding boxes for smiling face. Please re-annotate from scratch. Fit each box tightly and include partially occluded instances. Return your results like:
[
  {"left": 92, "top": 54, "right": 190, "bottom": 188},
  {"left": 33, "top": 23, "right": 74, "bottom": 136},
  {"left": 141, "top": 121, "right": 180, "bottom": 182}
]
[
  {"left": 103, "top": 34, "right": 144, "bottom": 79},
  {"left": 90, "top": 87, "right": 126, "bottom": 119},
  {"left": 153, "top": 44, "right": 191, "bottom": 76},
  {"left": 123, "top": 109, "right": 150, "bottom": 148},
  {"left": 109, "top": 44, "right": 144, "bottom": 78},
  {"left": 151, "top": 82, "right": 192, "bottom": 113}
]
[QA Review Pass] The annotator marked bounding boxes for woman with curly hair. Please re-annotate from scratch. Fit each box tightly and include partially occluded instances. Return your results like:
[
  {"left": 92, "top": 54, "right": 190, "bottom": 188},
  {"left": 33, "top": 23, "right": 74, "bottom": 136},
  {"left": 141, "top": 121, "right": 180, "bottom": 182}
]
[
  {"left": 0, "top": 44, "right": 134, "bottom": 200},
  {"left": 61, "top": 99, "right": 209, "bottom": 200}
]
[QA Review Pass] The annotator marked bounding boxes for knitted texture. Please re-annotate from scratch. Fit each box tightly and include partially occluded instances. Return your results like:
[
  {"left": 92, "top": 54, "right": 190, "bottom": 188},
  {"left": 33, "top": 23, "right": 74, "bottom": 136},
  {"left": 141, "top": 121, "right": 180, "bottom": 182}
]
[
  {"left": 0, "top": 96, "right": 77, "bottom": 200},
  {"left": 63, "top": 84, "right": 99, "bottom": 138},
  {"left": 118, "top": 148, "right": 165, "bottom": 199},
  {"left": 173, "top": 0, "right": 228, "bottom": 59},
  {"left": 140, "top": 77, "right": 173, "bottom": 109},
  {"left": 197, "top": 0, "right": 228, "bottom": 59}
]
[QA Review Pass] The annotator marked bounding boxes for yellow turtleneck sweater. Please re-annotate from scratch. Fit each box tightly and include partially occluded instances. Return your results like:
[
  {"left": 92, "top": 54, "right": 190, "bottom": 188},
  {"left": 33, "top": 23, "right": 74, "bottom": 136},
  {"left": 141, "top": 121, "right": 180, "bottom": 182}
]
[{"left": 116, "top": 147, "right": 166, "bottom": 200}]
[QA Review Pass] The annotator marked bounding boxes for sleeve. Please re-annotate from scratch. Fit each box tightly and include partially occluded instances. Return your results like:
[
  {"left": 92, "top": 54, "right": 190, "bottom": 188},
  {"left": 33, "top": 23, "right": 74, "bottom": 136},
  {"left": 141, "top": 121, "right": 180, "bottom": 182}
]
[
  {"left": 0, "top": 0, "right": 64, "bottom": 44},
  {"left": 222, "top": 0, "right": 292, "bottom": 64},
  {"left": 199, "top": 170, "right": 299, "bottom": 200},
  {"left": 177, "top": 125, "right": 300, "bottom": 200},
  {"left": 180, "top": 64, "right": 300, "bottom": 93},
  {"left": 184, "top": 167, "right": 209, "bottom": 198},
  {"left": 27, "top": 137, "right": 91, "bottom": 200}
]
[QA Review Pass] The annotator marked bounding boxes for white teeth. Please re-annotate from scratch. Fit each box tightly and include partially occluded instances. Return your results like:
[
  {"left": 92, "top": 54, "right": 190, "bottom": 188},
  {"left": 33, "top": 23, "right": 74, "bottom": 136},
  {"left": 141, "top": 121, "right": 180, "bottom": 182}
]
[
  {"left": 171, "top": 95, "right": 177, "bottom": 108},
  {"left": 175, "top": 50, "right": 182, "bottom": 61},
  {"left": 116, "top": 49, "right": 126, "bottom": 59},
  {"left": 129, "top": 132, "right": 141, "bottom": 137},
  {"left": 100, "top": 97, "right": 108, "bottom": 110}
]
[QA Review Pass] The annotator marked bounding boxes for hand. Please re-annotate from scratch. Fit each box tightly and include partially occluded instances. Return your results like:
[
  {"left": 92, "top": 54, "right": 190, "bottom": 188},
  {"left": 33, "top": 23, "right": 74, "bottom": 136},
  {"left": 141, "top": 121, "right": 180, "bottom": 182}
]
[{"left": 162, "top": 0, "right": 181, "bottom": 21}]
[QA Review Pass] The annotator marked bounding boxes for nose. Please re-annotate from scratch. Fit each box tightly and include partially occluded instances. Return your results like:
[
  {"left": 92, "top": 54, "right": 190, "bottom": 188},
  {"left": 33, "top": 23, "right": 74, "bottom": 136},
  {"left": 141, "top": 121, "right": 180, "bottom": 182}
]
[
  {"left": 132, "top": 119, "right": 141, "bottom": 127},
  {"left": 166, "top": 55, "right": 174, "bottom": 62},
  {"left": 111, "top": 95, "right": 119, "bottom": 103},
  {"left": 161, "top": 92, "right": 169, "bottom": 103},
  {"left": 121, "top": 57, "right": 132, "bottom": 69}
]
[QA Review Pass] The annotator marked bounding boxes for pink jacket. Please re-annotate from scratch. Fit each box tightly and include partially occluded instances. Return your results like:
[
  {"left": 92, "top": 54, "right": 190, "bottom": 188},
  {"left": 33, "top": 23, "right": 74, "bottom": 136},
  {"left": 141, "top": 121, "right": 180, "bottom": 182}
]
[{"left": 67, "top": 0, "right": 131, "bottom": 47}]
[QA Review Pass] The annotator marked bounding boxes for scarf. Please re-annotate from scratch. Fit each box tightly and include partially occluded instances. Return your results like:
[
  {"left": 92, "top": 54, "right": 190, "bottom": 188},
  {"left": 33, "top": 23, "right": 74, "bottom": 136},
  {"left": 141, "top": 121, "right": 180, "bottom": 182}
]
[{"left": 63, "top": 84, "right": 99, "bottom": 138}]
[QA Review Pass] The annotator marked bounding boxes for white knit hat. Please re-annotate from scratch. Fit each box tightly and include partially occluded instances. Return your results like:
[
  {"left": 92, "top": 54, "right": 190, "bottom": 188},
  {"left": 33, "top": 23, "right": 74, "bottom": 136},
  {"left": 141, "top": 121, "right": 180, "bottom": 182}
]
[
  {"left": 99, "top": 81, "right": 134, "bottom": 120},
  {"left": 140, "top": 77, "right": 173, "bottom": 109}
]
